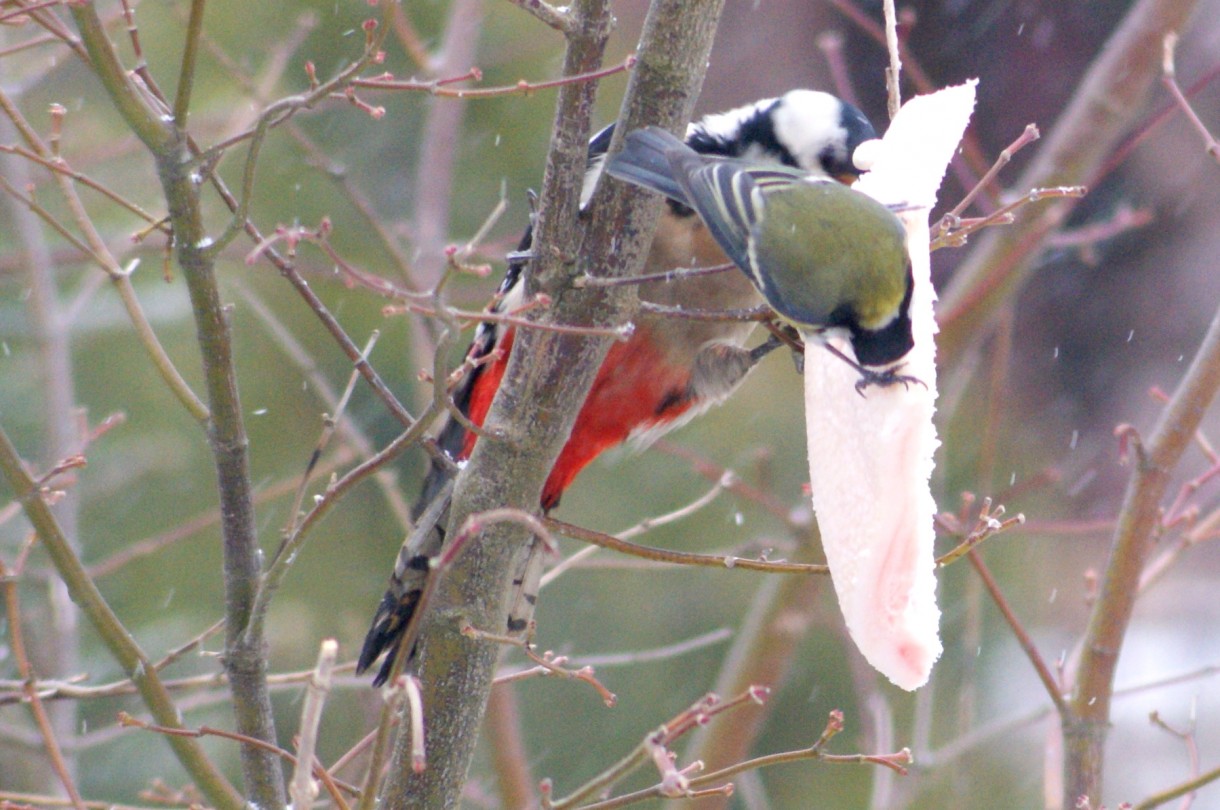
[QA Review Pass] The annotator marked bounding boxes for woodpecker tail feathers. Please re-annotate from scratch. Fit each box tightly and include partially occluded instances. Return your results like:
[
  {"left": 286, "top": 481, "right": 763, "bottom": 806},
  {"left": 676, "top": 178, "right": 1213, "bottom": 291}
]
[
  {"left": 605, "top": 127, "right": 690, "bottom": 203},
  {"left": 356, "top": 469, "right": 549, "bottom": 685},
  {"left": 356, "top": 477, "right": 452, "bottom": 686}
]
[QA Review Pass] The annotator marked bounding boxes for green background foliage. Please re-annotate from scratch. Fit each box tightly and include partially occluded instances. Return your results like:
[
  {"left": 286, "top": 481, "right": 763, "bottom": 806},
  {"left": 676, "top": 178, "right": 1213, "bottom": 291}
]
[{"left": 3, "top": 1, "right": 1220, "bottom": 807}]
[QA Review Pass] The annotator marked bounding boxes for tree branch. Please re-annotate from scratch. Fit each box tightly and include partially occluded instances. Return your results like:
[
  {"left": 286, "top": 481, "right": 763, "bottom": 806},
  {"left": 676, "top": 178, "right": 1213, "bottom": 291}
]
[
  {"left": 1065, "top": 291, "right": 1220, "bottom": 803},
  {"left": 0, "top": 423, "right": 243, "bottom": 810},
  {"left": 66, "top": 5, "right": 294, "bottom": 805},
  {"left": 376, "top": 0, "right": 727, "bottom": 804},
  {"left": 936, "top": 0, "right": 1201, "bottom": 362}
]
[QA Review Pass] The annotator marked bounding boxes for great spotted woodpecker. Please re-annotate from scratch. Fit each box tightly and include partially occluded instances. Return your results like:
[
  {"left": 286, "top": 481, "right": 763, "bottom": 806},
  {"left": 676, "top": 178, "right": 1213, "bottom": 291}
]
[{"left": 358, "top": 90, "right": 879, "bottom": 685}]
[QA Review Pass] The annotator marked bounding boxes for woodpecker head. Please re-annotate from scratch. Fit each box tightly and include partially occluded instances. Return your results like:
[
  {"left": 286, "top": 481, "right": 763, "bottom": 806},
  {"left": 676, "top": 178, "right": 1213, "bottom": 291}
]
[
  {"left": 685, "top": 90, "right": 878, "bottom": 184},
  {"left": 582, "top": 90, "right": 877, "bottom": 208}
]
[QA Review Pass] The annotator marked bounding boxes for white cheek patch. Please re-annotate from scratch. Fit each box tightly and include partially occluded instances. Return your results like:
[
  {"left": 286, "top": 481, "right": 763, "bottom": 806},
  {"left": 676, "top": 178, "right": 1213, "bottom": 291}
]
[
  {"left": 801, "top": 81, "right": 977, "bottom": 691},
  {"left": 770, "top": 90, "right": 846, "bottom": 172}
]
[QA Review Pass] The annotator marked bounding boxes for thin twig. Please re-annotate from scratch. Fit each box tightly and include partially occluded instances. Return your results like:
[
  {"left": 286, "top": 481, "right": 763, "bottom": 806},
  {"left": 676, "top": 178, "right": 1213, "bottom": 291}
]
[
  {"left": 653, "top": 440, "right": 794, "bottom": 522},
  {"left": 932, "top": 185, "right": 1088, "bottom": 251},
  {"left": 0, "top": 793, "right": 165, "bottom": 810},
  {"left": 242, "top": 417, "right": 436, "bottom": 647},
  {"left": 559, "top": 628, "right": 733, "bottom": 669},
  {"left": 12, "top": 1, "right": 89, "bottom": 62},
  {"left": 402, "top": 675, "right": 427, "bottom": 774},
  {"left": 881, "top": 0, "right": 901, "bottom": 120},
  {"left": 84, "top": 456, "right": 355, "bottom": 579},
  {"left": 935, "top": 124, "right": 1041, "bottom": 237},
  {"left": 543, "top": 688, "right": 769, "bottom": 809},
  {"left": 289, "top": 639, "right": 339, "bottom": 810},
  {"left": 573, "top": 261, "right": 735, "bottom": 288},
  {"left": 968, "top": 549, "right": 1070, "bottom": 717},
  {"left": 470, "top": 626, "right": 616, "bottom": 706},
  {"left": 351, "top": 54, "right": 635, "bottom": 99},
  {"left": 692, "top": 720, "right": 911, "bottom": 785},
  {"left": 0, "top": 561, "right": 87, "bottom": 810},
  {"left": 637, "top": 302, "right": 772, "bottom": 322},
  {"left": 117, "top": 713, "right": 358, "bottom": 803},
  {"left": 0, "top": 422, "right": 243, "bottom": 809},
  {"left": 356, "top": 679, "right": 404, "bottom": 810},
  {"left": 545, "top": 517, "right": 828, "bottom": 575},
  {"left": 935, "top": 497, "right": 1025, "bottom": 566},
  {"left": 540, "top": 471, "right": 738, "bottom": 587},
  {"left": 0, "top": 657, "right": 381, "bottom": 709},
  {"left": 284, "top": 331, "right": 380, "bottom": 541},
  {"left": 1149, "top": 709, "right": 1201, "bottom": 808},
  {"left": 1133, "top": 762, "right": 1220, "bottom": 810},
  {"left": 1162, "top": 33, "right": 1220, "bottom": 164},
  {"left": 387, "top": 297, "right": 634, "bottom": 339},
  {"left": 171, "top": 0, "right": 207, "bottom": 126},
  {"left": 0, "top": 144, "right": 164, "bottom": 229},
  {"left": 0, "top": 1, "right": 65, "bottom": 25}
]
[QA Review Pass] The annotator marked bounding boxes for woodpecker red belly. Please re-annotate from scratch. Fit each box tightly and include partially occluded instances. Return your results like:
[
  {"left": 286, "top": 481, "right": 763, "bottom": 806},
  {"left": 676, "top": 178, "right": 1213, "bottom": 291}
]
[{"left": 462, "top": 323, "right": 706, "bottom": 511}]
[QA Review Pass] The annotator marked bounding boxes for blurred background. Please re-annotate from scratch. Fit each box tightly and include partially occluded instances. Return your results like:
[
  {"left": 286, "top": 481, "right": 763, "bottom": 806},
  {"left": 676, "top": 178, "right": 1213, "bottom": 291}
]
[{"left": 2, "top": 0, "right": 1220, "bottom": 807}]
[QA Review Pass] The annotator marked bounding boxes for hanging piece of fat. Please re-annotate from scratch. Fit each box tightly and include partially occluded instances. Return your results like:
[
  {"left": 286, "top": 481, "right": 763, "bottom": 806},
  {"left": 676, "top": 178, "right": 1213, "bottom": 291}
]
[{"left": 802, "top": 81, "right": 977, "bottom": 691}]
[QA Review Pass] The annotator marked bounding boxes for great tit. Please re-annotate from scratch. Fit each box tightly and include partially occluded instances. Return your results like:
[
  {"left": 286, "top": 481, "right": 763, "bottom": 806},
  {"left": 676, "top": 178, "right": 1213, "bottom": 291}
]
[
  {"left": 606, "top": 126, "right": 916, "bottom": 390},
  {"left": 358, "top": 90, "right": 880, "bottom": 685}
]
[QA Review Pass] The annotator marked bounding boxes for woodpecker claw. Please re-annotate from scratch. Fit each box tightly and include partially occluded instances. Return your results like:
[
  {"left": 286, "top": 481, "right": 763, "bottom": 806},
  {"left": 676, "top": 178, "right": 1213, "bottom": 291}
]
[
  {"left": 748, "top": 333, "right": 784, "bottom": 364},
  {"left": 757, "top": 321, "right": 805, "bottom": 373}
]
